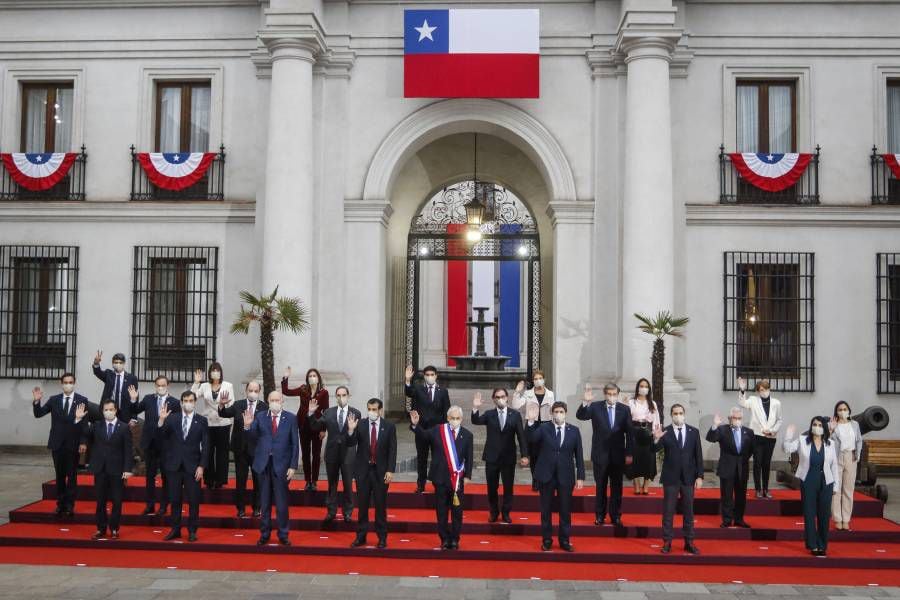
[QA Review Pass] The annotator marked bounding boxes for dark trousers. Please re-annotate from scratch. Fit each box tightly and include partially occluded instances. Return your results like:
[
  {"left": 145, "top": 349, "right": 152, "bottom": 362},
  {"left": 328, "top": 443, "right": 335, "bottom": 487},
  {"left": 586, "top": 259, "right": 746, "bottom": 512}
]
[
  {"left": 720, "top": 471, "right": 749, "bottom": 523},
  {"left": 144, "top": 442, "right": 168, "bottom": 510},
  {"left": 752, "top": 435, "right": 776, "bottom": 492},
  {"left": 165, "top": 467, "right": 200, "bottom": 533},
  {"left": 258, "top": 456, "right": 290, "bottom": 540},
  {"left": 325, "top": 449, "right": 355, "bottom": 517},
  {"left": 539, "top": 474, "right": 573, "bottom": 543},
  {"left": 356, "top": 464, "right": 388, "bottom": 540},
  {"left": 300, "top": 426, "right": 323, "bottom": 483},
  {"left": 801, "top": 477, "right": 833, "bottom": 551},
  {"left": 415, "top": 433, "right": 431, "bottom": 486},
  {"left": 205, "top": 426, "right": 230, "bottom": 487},
  {"left": 662, "top": 484, "right": 696, "bottom": 543},
  {"left": 435, "top": 483, "right": 464, "bottom": 543},
  {"left": 486, "top": 462, "right": 516, "bottom": 517},
  {"left": 593, "top": 461, "right": 624, "bottom": 520},
  {"left": 51, "top": 446, "right": 79, "bottom": 510},
  {"left": 234, "top": 447, "right": 259, "bottom": 512},
  {"left": 94, "top": 471, "right": 124, "bottom": 532}
]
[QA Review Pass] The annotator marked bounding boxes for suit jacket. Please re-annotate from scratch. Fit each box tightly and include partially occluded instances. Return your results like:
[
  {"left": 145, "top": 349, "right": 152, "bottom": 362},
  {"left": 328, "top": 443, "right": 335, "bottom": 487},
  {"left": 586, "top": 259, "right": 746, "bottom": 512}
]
[
  {"left": 218, "top": 398, "right": 268, "bottom": 453},
  {"left": 527, "top": 421, "right": 586, "bottom": 487},
  {"left": 92, "top": 364, "right": 139, "bottom": 421},
  {"left": 411, "top": 423, "right": 474, "bottom": 487},
  {"left": 575, "top": 401, "right": 635, "bottom": 466},
  {"left": 280, "top": 379, "right": 329, "bottom": 429},
  {"left": 33, "top": 392, "right": 89, "bottom": 451},
  {"left": 471, "top": 407, "right": 528, "bottom": 465},
  {"left": 343, "top": 418, "right": 398, "bottom": 480},
  {"left": 738, "top": 392, "right": 783, "bottom": 436},
  {"left": 784, "top": 436, "right": 841, "bottom": 485},
  {"left": 157, "top": 412, "right": 209, "bottom": 473},
  {"left": 246, "top": 410, "right": 300, "bottom": 476},
  {"left": 310, "top": 404, "right": 361, "bottom": 464},
  {"left": 81, "top": 418, "right": 134, "bottom": 476},
  {"left": 404, "top": 382, "right": 450, "bottom": 429},
  {"left": 131, "top": 394, "right": 181, "bottom": 451},
  {"left": 654, "top": 424, "right": 704, "bottom": 486},
  {"left": 706, "top": 425, "right": 755, "bottom": 479}
]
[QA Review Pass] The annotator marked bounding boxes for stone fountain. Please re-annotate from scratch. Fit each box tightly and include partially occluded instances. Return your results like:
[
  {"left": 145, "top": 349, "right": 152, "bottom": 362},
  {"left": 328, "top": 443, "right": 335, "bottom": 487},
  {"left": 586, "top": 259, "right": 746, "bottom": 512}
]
[{"left": 449, "top": 306, "right": 511, "bottom": 371}]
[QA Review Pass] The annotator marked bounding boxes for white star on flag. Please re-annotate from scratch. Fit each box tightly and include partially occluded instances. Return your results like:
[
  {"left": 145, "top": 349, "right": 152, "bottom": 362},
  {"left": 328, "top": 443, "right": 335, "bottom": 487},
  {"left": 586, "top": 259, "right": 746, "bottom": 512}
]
[
  {"left": 766, "top": 154, "right": 774, "bottom": 161},
  {"left": 36, "top": 156, "right": 43, "bottom": 162},
  {"left": 415, "top": 19, "right": 437, "bottom": 42}
]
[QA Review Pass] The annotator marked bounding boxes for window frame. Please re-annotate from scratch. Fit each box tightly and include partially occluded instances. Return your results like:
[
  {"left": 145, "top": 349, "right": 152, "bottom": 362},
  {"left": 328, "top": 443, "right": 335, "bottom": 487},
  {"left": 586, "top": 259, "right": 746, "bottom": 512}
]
[
  {"left": 153, "top": 80, "right": 211, "bottom": 153},
  {"left": 19, "top": 81, "right": 74, "bottom": 153},
  {"left": 735, "top": 79, "right": 798, "bottom": 154},
  {"left": 877, "top": 253, "right": 900, "bottom": 394}
]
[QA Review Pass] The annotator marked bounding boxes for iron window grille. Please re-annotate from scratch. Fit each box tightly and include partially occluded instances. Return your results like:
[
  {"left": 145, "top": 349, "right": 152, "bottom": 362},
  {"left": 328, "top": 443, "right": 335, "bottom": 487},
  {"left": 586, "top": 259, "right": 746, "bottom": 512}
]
[
  {"left": 871, "top": 148, "right": 900, "bottom": 205},
  {"left": 0, "top": 147, "right": 86, "bottom": 201},
  {"left": 877, "top": 253, "right": 900, "bottom": 393}
]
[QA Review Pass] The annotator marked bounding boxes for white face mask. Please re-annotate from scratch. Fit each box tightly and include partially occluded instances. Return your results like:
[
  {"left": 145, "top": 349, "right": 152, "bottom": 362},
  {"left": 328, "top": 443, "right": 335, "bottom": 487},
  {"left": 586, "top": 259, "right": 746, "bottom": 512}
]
[
  {"left": 336, "top": 395, "right": 349, "bottom": 407},
  {"left": 210, "top": 371, "right": 221, "bottom": 381},
  {"left": 269, "top": 401, "right": 282, "bottom": 414},
  {"left": 308, "top": 376, "right": 318, "bottom": 385},
  {"left": 605, "top": 395, "right": 617, "bottom": 406},
  {"left": 247, "top": 391, "right": 259, "bottom": 402},
  {"left": 424, "top": 375, "right": 436, "bottom": 386},
  {"left": 638, "top": 386, "right": 649, "bottom": 397},
  {"left": 495, "top": 398, "right": 508, "bottom": 409},
  {"left": 62, "top": 383, "right": 75, "bottom": 394},
  {"left": 731, "top": 418, "right": 742, "bottom": 428},
  {"left": 368, "top": 410, "right": 379, "bottom": 421},
  {"left": 672, "top": 414, "right": 685, "bottom": 426},
  {"left": 533, "top": 378, "right": 544, "bottom": 388},
  {"left": 552, "top": 412, "right": 566, "bottom": 425},
  {"left": 156, "top": 386, "right": 168, "bottom": 396},
  {"left": 103, "top": 409, "right": 117, "bottom": 422},
  {"left": 448, "top": 418, "right": 462, "bottom": 431},
  {"left": 113, "top": 363, "right": 125, "bottom": 373},
  {"left": 182, "top": 402, "right": 194, "bottom": 414},
  {"left": 759, "top": 391, "right": 770, "bottom": 399},
  {"left": 838, "top": 409, "right": 849, "bottom": 419},
  {"left": 811, "top": 425, "right": 824, "bottom": 436}
]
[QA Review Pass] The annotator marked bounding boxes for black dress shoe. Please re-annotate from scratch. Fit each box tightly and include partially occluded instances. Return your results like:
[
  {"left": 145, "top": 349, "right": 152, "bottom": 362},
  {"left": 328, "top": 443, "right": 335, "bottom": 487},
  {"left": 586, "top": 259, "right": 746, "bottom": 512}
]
[
  {"left": 735, "top": 520, "right": 751, "bottom": 528},
  {"left": 110, "top": 530, "right": 119, "bottom": 539},
  {"left": 253, "top": 509, "right": 261, "bottom": 518},
  {"left": 720, "top": 521, "right": 732, "bottom": 528},
  {"left": 541, "top": 540, "right": 552, "bottom": 551},
  {"left": 531, "top": 482, "right": 540, "bottom": 492},
  {"left": 54, "top": 506, "right": 64, "bottom": 517},
  {"left": 350, "top": 537, "right": 366, "bottom": 548},
  {"left": 236, "top": 510, "right": 246, "bottom": 518},
  {"left": 155, "top": 506, "right": 167, "bottom": 517},
  {"left": 91, "top": 530, "right": 106, "bottom": 540},
  {"left": 343, "top": 514, "right": 353, "bottom": 523},
  {"left": 611, "top": 517, "right": 623, "bottom": 527},
  {"left": 63, "top": 509, "right": 74, "bottom": 517},
  {"left": 141, "top": 506, "right": 155, "bottom": 516},
  {"left": 661, "top": 542, "right": 671, "bottom": 554},
  {"left": 559, "top": 541, "right": 574, "bottom": 552},
  {"left": 684, "top": 543, "right": 700, "bottom": 555},
  {"left": 501, "top": 514, "right": 512, "bottom": 524},
  {"left": 257, "top": 536, "right": 270, "bottom": 546},
  {"left": 440, "top": 540, "right": 451, "bottom": 550},
  {"left": 594, "top": 516, "right": 605, "bottom": 526},
  {"left": 324, "top": 512, "right": 336, "bottom": 523},
  {"left": 310, "top": 481, "right": 317, "bottom": 490},
  {"left": 376, "top": 538, "right": 387, "bottom": 549},
  {"left": 163, "top": 529, "right": 181, "bottom": 541},
  {"left": 278, "top": 538, "right": 291, "bottom": 546},
  {"left": 188, "top": 531, "right": 198, "bottom": 542},
  {"left": 449, "top": 540, "right": 459, "bottom": 550},
  {"left": 488, "top": 513, "right": 498, "bottom": 523},
  {"left": 415, "top": 484, "right": 425, "bottom": 494}
]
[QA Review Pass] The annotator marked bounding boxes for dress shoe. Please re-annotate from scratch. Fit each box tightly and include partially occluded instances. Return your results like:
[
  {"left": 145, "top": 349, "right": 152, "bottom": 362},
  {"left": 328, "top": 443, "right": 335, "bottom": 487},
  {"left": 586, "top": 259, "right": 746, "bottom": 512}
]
[
  {"left": 278, "top": 538, "right": 291, "bottom": 546},
  {"left": 350, "top": 537, "right": 366, "bottom": 548},
  {"left": 376, "top": 538, "right": 387, "bottom": 549},
  {"left": 54, "top": 506, "right": 64, "bottom": 517},
  {"left": 91, "top": 530, "right": 106, "bottom": 541},
  {"left": 188, "top": 531, "right": 198, "bottom": 542},
  {"left": 594, "top": 516, "right": 605, "bottom": 526},
  {"left": 541, "top": 540, "right": 552, "bottom": 551},
  {"left": 324, "top": 512, "right": 336, "bottom": 524},
  {"left": 531, "top": 482, "right": 540, "bottom": 492},
  {"left": 610, "top": 517, "right": 624, "bottom": 527},
  {"left": 684, "top": 543, "right": 700, "bottom": 555},
  {"left": 155, "top": 506, "right": 167, "bottom": 517},
  {"left": 253, "top": 509, "right": 261, "bottom": 518},
  {"left": 559, "top": 541, "right": 574, "bottom": 552},
  {"left": 501, "top": 514, "right": 512, "bottom": 524},
  {"left": 755, "top": 490, "right": 763, "bottom": 499},
  {"left": 141, "top": 506, "right": 155, "bottom": 516},
  {"left": 440, "top": 540, "right": 451, "bottom": 550},
  {"left": 343, "top": 513, "right": 353, "bottom": 523},
  {"left": 720, "top": 522, "right": 732, "bottom": 528},
  {"left": 735, "top": 520, "right": 751, "bottom": 528},
  {"left": 449, "top": 540, "right": 459, "bottom": 550},
  {"left": 110, "top": 530, "right": 119, "bottom": 539},
  {"left": 660, "top": 542, "right": 672, "bottom": 554},
  {"left": 163, "top": 529, "right": 181, "bottom": 541},
  {"left": 63, "top": 509, "right": 74, "bottom": 517},
  {"left": 488, "top": 513, "right": 499, "bottom": 523},
  {"left": 304, "top": 482, "right": 314, "bottom": 491},
  {"left": 257, "top": 536, "right": 270, "bottom": 546},
  {"left": 310, "top": 481, "right": 318, "bottom": 490},
  {"left": 415, "top": 484, "right": 425, "bottom": 494},
  {"left": 236, "top": 510, "right": 246, "bottom": 518},
  {"left": 763, "top": 490, "right": 773, "bottom": 499}
]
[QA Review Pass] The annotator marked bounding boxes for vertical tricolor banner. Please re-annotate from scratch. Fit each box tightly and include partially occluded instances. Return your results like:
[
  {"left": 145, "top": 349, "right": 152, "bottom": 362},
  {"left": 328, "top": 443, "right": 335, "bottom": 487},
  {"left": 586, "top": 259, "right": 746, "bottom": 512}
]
[{"left": 404, "top": 9, "right": 540, "bottom": 98}]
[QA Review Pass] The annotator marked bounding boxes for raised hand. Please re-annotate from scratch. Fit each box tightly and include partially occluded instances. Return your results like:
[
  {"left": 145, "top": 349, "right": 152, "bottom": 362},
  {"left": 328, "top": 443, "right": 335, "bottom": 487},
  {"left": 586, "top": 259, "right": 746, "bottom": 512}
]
[
  {"left": 93, "top": 350, "right": 102, "bottom": 365},
  {"left": 652, "top": 422, "right": 664, "bottom": 442},
  {"left": 515, "top": 380, "right": 525, "bottom": 394},
  {"left": 409, "top": 410, "right": 420, "bottom": 427},
  {"left": 220, "top": 390, "right": 230, "bottom": 405},
  {"left": 128, "top": 385, "right": 139, "bottom": 402},
  {"left": 32, "top": 386, "right": 42, "bottom": 404},
  {"left": 193, "top": 368, "right": 203, "bottom": 384},
  {"left": 786, "top": 424, "right": 797, "bottom": 439},
  {"left": 404, "top": 365, "right": 414, "bottom": 383},
  {"left": 526, "top": 402, "right": 539, "bottom": 422},
  {"left": 713, "top": 413, "right": 723, "bottom": 428},
  {"left": 737, "top": 376, "right": 747, "bottom": 393},
  {"left": 583, "top": 384, "right": 594, "bottom": 404},
  {"left": 159, "top": 402, "right": 171, "bottom": 423},
  {"left": 283, "top": 366, "right": 292, "bottom": 379},
  {"left": 242, "top": 407, "right": 254, "bottom": 428},
  {"left": 472, "top": 392, "right": 482, "bottom": 410},
  {"left": 829, "top": 416, "right": 837, "bottom": 432},
  {"left": 74, "top": 403, "right": 87, "bottom": 422},
  {"left": 308, "top": 398, "right": 319, "bottom": 414},
  {"left": 347, "top": 412, "right": 358, "bottom": 432}
]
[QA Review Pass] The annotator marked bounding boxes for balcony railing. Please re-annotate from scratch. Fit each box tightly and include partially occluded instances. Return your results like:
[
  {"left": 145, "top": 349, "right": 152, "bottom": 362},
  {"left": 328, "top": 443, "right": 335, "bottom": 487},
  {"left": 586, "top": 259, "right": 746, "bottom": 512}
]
[
  {"left": 130, "top": 145, "right": 225, "bottom": 201},
  {"left": 871, "top": 147, "right": 900, "bottom": 205},
  {"left": 720, "top": 145, "right": 820, "bottom": 205},
  {"left": 0, "top": 146, "right": 87, "bottom": 201}
]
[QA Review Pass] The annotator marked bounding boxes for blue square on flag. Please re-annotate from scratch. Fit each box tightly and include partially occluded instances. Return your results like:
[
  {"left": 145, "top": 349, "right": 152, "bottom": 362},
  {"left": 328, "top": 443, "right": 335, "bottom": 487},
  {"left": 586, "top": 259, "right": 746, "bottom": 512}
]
[{"left": 404, "top": 10, "right": 448, "bottom": 54}]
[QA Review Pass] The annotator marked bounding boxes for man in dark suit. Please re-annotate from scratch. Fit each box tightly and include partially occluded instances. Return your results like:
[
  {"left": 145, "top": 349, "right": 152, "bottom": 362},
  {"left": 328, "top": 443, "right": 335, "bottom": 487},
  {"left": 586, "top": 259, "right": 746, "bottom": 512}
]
[
  {"left": 218, "top": 380, "right": 268, "bottom": 518},
  {"left": 309, "top": 385, "right": 360, "bottom": 523},
  {"left": 410, "top": 405, "right": 474, "bottom": 550},
  {"left": 91, "top": 350, "right": 139, "bottom": 422},
  {"left": 75, "top": 398, "right": 134, "bottom": 539},
  {"left": 244, "top": 390, "right": 299, "bottom": 546},
  {"left": 32, "top": 373, "right": 88, "bottom": 517},
  {"left": 129, "top": 376, "right": 180, "bottom": 516},
  {"left": 156, "top": 390, "right": 209, "bottom": 542},
  {"left": 404, "top": 365, "right": 450, "bottom": 493},
  {"left": 471, "top": 388, "right": 529, "bottom": 523},
  {"left": 706, "top": 406, "right": 755, "bottom": 528},
  {"left": 527, "top": 401, "right": 585, "bottom": 552},
  {"left": 344, "top": 398, "right": 397, "bottom": 549},
  {"left": 576, "top": 383, "right": 634, "bottom": 526},
  {"left": 653, "top": 403, "right": 703, "bottom": 554}
]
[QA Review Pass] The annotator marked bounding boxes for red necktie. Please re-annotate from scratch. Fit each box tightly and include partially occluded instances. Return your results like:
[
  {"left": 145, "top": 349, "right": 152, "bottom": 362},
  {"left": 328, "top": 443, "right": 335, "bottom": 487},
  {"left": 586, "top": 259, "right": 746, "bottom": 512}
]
[
  {"left": 369, "top": 421, "right": 377, "bottom": 464},
  {"left": 272, "top": 414, "right": 278, "bottom": 436}
]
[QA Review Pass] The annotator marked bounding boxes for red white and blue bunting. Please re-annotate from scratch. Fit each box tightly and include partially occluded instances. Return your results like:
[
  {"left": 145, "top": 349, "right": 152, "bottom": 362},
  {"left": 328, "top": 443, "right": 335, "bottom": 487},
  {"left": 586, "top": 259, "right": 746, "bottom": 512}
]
[
  {"left": 136, "top": 152, "right": 215, "bottom": 191},
  {"left": 0, "top": 152, "right": 77, "bottom": 191},
  {"left": 882, "top": 154, "right": 900, "bottom": 179},
  {"left": 728, "top": 153, "right": 813, "bottom": 192}
]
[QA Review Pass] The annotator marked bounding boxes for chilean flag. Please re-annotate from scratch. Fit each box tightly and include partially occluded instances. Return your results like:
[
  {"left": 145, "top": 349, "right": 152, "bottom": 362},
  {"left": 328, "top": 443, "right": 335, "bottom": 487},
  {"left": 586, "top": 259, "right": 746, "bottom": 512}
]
[
  {"left": 404, "top": 9, "right": 540, "bottom": 99},
  {"left": 728, "top": 152, "right": 813, "bottom": 193}
]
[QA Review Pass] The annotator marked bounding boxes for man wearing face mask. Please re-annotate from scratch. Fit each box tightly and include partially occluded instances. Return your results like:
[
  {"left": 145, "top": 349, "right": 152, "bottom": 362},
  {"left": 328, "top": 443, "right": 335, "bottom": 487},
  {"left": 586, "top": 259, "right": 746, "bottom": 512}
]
[
  {"left": 471, "top": 388, "right": 529, "bottom": 523},
  {"left": 410, "top": 405, "right": 474, "bottom": 550},
  {"left": 32, "top": 374, "right": 89, "bottom": 518},
  {"left": 652, "top": 404, "right": 703, "bottom": 555},
  {"left": 343, "top": 398, "right": 397, "bottom": 549},
  {"left": 218, "top": 381, "right": 268, "bottom": 518},
  {"left": 157, "top": 391, "right": 209, "bottom": 542},
  {"left": 576, "top": 383, "right": 634, "bottom": 526},
  {"left": 244, "top": 391, "right": 299, "bottom": 546},
  {"left": 526, "top": 401, "right": 585, "bottom": 552},
  {"left": 707, "top": 407, "right": 755, "bottom": 528},
  {"left": 404, "top": 365, "right": 450, "bottom": 494},
  {"left": 75, "top": 399, "right": 133, "bottom": 540},
  {"left": 736, "top": 378, "right": 783, "bottom": 499},
  {"left": 130, "top": 376, "right": 180, "bottom": 516},
  {"left": 309, "top": 385, "right": 360, "bottom": 523},
  {"left": 92, "top": 350, "right": 138, "bottom": 423}
]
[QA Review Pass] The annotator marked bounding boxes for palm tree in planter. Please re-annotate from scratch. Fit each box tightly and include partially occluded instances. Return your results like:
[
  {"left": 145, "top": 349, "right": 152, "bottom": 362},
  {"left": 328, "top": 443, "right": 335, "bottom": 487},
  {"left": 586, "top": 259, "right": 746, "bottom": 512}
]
[
  {"left": 634, "top": 311, "right": 689, "bottom": 425},
  {"left": 230, "top": 286, "right": 309, "bottom": 398}
]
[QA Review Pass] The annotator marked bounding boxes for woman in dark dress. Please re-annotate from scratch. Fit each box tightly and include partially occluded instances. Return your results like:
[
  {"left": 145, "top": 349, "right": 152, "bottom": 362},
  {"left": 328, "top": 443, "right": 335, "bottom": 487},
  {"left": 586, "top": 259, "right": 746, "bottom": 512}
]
[{"left": 626, "top": 378, "right": 660, "bottom": 494}]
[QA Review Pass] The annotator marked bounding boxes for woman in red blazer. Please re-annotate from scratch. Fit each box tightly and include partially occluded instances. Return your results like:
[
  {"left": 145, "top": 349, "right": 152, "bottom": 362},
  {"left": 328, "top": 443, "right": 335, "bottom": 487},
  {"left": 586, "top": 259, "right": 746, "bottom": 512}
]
[{"left": 282, "top": 367, "right": 329, "bottom": 490}]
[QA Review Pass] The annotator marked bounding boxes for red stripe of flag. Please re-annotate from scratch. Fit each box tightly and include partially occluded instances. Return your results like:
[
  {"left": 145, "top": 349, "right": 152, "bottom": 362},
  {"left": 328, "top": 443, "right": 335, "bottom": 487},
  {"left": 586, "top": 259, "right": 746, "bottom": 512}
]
[
  {"left": 404, "top": 54, "right": 539, "bottom": 98},
  {"left": 446, "top": 224, "right": 468, "bottom": 367}
]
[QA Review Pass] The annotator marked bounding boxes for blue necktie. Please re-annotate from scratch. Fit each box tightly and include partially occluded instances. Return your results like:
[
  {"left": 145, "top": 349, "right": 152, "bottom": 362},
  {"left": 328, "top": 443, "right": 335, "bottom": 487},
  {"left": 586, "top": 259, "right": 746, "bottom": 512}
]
[
  {"left": 733, "top": 428, "right": 741, "bottom": 453},
  {"left": 608, "top": 406, "right": 614, "bottom": 427},
  {"left": 107, "top": 422, "right": 113, "bottom": 440},
  {"left": 556, "top": 426, "right": 562, "bottom": 448}
]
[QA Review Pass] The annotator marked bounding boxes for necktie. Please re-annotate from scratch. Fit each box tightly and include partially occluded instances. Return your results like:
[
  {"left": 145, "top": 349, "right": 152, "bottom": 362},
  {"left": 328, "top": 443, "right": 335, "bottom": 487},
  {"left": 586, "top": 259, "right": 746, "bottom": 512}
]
[
  {"left": 64, "top": 397, "right": 70, "bottom": 414},
  {"left": 272, "top": 415, "right": 278, "bottom": 436},
  {"left": 428, "top": 385, "right": 434, "bottom": 403},
  {"left": 114, "top": 375, "right": 121, "bottom": 408},
  {"left": 556, "top": 426, "right": 562, "bottom": 448},
  {"left": 370, "top": 421, "right": 377, "bottom": 464},
  {"left": 339, "top": 407, "right": 345, "bottom": 429},
  {"left": 499, "top": 409, "right": 506, "bottom": 431},
  {"left": 677, "top": 427, "right": 683, "bottom": 448},
  {"left": 182, "top": 415, "right": 189, "bottom": 439},
  {"left": 733, "top": 428, "right": 741, "bottom": 453},
  {"left": 607, "top": 405, "right": 614, "bottom": 427},
  {"left": 158, "top": 396, "right": 164, "bottom": 413},
  {"left": 107, "top": 422, "right": 113, "bottom": 440}
]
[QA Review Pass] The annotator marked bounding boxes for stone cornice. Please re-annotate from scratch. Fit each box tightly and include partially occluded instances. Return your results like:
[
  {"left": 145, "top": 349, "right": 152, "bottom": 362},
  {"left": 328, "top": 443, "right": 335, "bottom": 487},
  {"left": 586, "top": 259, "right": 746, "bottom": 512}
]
[
  {"left": 313, "top": 47, "right": 356, "bottom": 79},
  {"left": 587, "top": 45, "right": 692, "bottom": 79},
  {"left": 343, "top": 199, "right": 393, "bottom": 227},
  {"left": 0, "top": 201, "right": 256, "bottom": 223},
  {"left": 685, "top": 204, "right": 900, "bottom": 228},
  {"left": 0, "top": 0, "right": 257, "bottom": 6},
  {"left": 546, "top": 200, "right": 595, "bottom": 227}
]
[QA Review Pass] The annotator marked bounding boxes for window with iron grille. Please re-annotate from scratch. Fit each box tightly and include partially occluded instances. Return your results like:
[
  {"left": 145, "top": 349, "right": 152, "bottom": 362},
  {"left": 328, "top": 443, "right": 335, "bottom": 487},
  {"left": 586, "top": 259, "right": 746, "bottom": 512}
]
[
  {"left": 724, "top": 252, "right": 815, "bottom": 392},
  {"left": 131, "top": 246, "right": 218, "bottom": 383},
  {"left": 877, "top": 253, "right": 900, "bottom": 394},
  {"left": 0, "top": 246, "right": 79, "bottom": 379}
]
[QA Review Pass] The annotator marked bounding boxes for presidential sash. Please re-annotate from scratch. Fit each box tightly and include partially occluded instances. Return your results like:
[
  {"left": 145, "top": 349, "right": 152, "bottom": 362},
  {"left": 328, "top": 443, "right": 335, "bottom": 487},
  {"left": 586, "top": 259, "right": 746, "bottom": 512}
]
[{"left": 440, "top": 423, "right": 465, "bottom": 506}]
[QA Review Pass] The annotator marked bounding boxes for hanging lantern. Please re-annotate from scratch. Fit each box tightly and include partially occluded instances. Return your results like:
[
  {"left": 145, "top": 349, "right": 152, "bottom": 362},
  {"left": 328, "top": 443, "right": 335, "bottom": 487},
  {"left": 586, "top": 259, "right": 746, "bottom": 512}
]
[{"left": 744, "top": 266, "right": 760, "bottom": 326}]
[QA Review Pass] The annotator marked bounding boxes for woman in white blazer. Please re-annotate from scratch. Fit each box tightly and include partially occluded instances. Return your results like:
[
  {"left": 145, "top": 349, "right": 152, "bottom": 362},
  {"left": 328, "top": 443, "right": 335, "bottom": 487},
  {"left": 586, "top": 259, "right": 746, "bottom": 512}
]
[
  {"left": 783, "top": 416, "right": 840, "bottom": 556},
  {"left": 828, "top": 401, "right": 863, "bottom": 530},
  {"left": 191, "top": 362, "right": 235, "bottom": 489},
  {"left": 737, "top": 378, "right": 783, "bottom": 498}
]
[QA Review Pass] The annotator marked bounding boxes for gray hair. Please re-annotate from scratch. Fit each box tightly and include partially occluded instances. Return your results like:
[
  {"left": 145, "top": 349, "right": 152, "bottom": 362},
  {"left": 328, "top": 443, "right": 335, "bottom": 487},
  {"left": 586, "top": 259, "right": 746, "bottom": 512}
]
[
  {"left": 603, "top": 383, "right": 619, "bottom": 394},
  {"left": 729, "top": 406, "right": 743, "bottom": 418},
  {"left": 447, "top": 405, "right": 463, "bottom": 418}
]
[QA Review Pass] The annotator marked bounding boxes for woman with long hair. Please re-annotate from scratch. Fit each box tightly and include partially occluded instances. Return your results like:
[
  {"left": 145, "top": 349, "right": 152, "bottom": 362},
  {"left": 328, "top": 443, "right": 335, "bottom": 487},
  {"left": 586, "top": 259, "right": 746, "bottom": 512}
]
[
  {"left": 192, "top": 361, "right": 234, "bottom": 489},
  {"left": 282, "top": 366, "right": 329, "bottom": 490},
  {"left": 829, "top": 401, "right": 863, "bottom": 530},
  {"left": 626, "top": 378, "right": 660, "bottom": 495}
]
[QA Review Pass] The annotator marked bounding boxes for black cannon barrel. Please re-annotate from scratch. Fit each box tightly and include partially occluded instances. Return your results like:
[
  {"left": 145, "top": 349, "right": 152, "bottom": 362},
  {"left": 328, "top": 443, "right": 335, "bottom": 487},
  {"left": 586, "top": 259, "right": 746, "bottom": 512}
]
[{"left": 852, "top": 406, "right": 890, "bottom": 436}]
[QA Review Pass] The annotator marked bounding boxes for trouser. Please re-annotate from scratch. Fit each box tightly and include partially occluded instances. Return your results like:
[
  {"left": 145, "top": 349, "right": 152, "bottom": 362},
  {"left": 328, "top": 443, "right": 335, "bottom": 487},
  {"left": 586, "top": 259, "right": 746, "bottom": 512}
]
[
  {"left": 356, "top": 464, "right": 389, "bottom": 540},
  {"left": 539, "top": 474, "right": 573, "bottom": 544},
  {"left": 94, "top": 471, "right": 124, "bottom": 532},
  {"left": 205, "top": 426, "right": 230, "bottom": 487},
  {"left": 300, "top": 425, "right": 323, "bottom": 483},
  {"left": 166, "top": 467, "right": 200, "bottom": 533},
  {"left": 144, "top": 441, "right": 168, "bottom": 510},
  {"left": 325, "top": 448, "right": 355, "bottom": 517},
  {"left": 662, "top": 483, "right": 695, "bottom": 543},
  {"left": 485, "top": 461, "right": 516, "bottom": 517},
  {"left": 435, "top": 482, "right": 465, "bottom": 543},
  {"left": 415, "top": 432, "right": 431, "bottom": 486},
  {"left": 234, "top": 447, "right": 260, "bottom": 512},
  {"left": 259, "top": 456, "right": 290, "bottom": 540},
  {"left": 752, "top": 435, "right": 776, "bottom": 492},
  {"left": 832, "top": 450, "right": 857, "bottom": 525},
  {"left": 801, "top": 476, "right": 833, "bottom": 550},
  {"left": 593, "top": 461, "right": 624, "bottom": 520},
  {"left": 720, "top": 472, "right": 748, "bottom": 523},
  {"left": 51, "top": 446, "right": 79, "bottom": 510}
]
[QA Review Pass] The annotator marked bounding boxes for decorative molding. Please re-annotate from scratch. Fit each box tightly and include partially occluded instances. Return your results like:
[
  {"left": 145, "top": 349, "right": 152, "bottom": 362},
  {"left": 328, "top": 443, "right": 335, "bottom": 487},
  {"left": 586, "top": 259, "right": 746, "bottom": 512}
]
[
  {"left": 546, "top": 200, "right": 595, "bottom": 227},
  {"left": 314, "top": 47, "right": 356, "bottom": 79},
  {"left": 0, "top": 201, "right": 256, "bottom": 223},
  {"left": 685, "top": 203, "right": 900, "bottom": 227},
  {"left": 587, "top": 45, "right": 692, "bottom": 79},
  {"left": 343, "top": 198, "right": 393, "bottom": 227}
]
